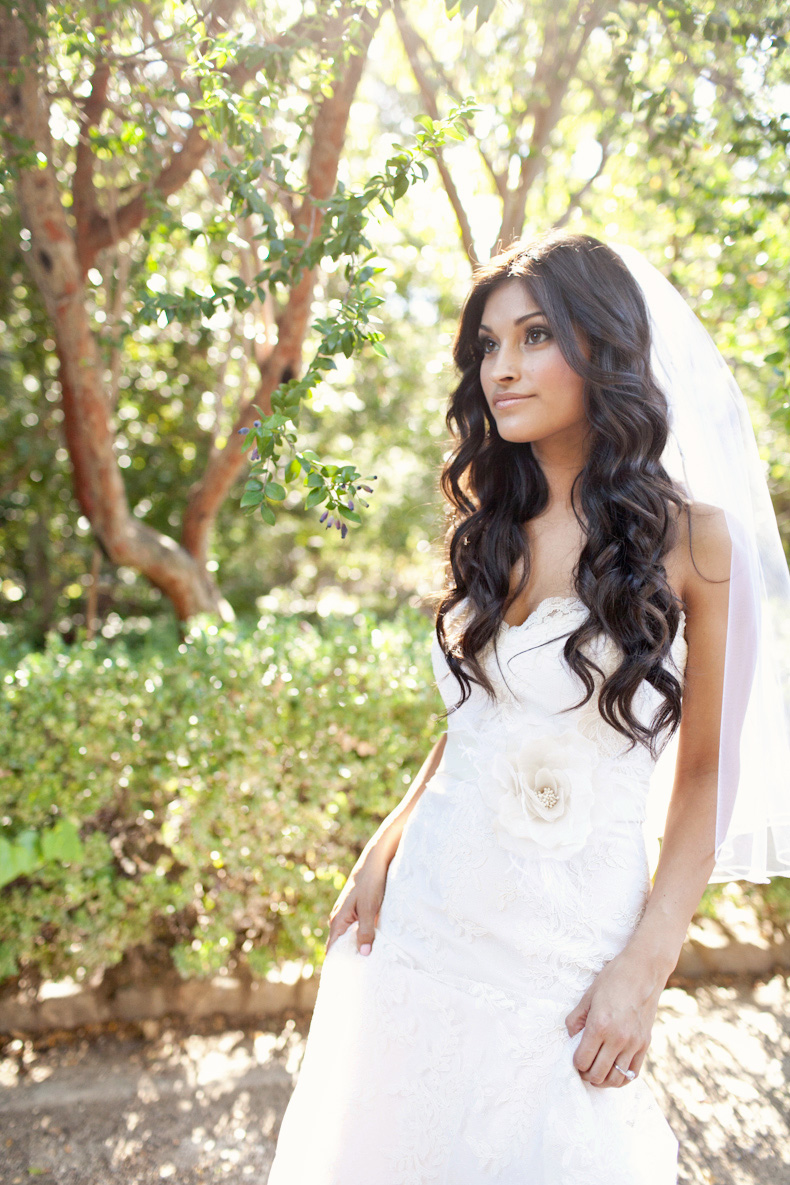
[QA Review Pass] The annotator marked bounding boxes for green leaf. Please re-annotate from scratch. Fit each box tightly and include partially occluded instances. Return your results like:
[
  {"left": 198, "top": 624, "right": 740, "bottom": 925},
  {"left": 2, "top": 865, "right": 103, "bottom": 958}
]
[
  {"left": 391, "top": 173, "right": 409, "bottom": 200},
  {"left": 305, "top": 486, "right": 328, "bottom": 509},
  {"left": 306, "top": 471, "right": 324, "bottom": 487},
  {"left": 284, "top": 458, "right": 302, "bottom": 482},
  {"left": 260, "top": 503, "right": 276, "bottom": 525},
  {"left": 41, "top": 819, "right": 83, "bottom": 864},
  {"left": 0, "top": 830, "right": 40, "bottom": 887},
  {"left": 0, "top": 838, "right": 17, "bottom": 890},
  {"left": 337, "top": 505, "right": 362, "bottom": 524},
  {"left": 240, "top": 489, "right": 263, "bottom": 508},
  {"left": 264, "top": 481, "right": 286, "bottom": 501},
  {"left": 475, "top": 0, "right": 497, "bottom": 29}
]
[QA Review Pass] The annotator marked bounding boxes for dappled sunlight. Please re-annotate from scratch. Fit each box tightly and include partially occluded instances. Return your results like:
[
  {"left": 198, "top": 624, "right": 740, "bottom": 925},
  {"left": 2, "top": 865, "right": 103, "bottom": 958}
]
[
  {"left": 644, "top": 978, "right": 790, "bottom": 1184},
  {"left": 0, "top": 983, "right": 787, "bottom": 1183}
]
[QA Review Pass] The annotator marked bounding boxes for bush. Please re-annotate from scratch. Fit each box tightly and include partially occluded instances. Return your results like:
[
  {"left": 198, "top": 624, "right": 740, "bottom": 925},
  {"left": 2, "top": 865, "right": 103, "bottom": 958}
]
[
  {"left": 0, "top": 609, "right": 444, "bottom": 987},
  {"left": 3, "top": 611, "right": 788, "bottom": 993}
]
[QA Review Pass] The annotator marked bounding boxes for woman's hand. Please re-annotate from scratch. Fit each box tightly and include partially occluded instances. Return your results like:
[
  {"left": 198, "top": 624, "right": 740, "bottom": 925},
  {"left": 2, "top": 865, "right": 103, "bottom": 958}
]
[
  {"left": 325, "top": 836, "right": 396, "bottom": 956},
  {"left": 563, "top": 950, "right": 665, "bottom": 1088}
]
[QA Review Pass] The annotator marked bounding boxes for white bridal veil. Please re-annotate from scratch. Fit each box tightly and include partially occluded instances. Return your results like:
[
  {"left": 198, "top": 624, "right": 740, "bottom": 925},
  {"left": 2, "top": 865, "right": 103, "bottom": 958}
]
[{"left": 611, "top": 242, "right": 790, "bottom": 884}]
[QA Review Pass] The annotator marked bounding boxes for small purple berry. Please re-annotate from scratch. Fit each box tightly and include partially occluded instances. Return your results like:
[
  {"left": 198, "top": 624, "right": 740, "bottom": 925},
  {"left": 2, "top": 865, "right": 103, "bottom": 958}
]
[
  {"left": 253, "top": 420, "right": 261, "bottom": 428},
  {"left": 250, "top": 447, "right": 260, "bottom": 461},
  {"left": 347, "top": 499, "right": 354, "bottom": 510},
  {"left": 326, "top": 516, "right": 334, "bottom": 528},
  {"left": 360, "top": 499, "right": 369, "bottom": 508},
  {"left": 238, "top": 427, "right": 249, "bottom": 436},
  {"left": 319, "top": 511, "right": 328, "bottom": 523},
  {"left": 340, "top": 523, "right": 348, "bottom": 539},
  {"left": 360, "top": 484, "right": 372, "bottom": 493}
]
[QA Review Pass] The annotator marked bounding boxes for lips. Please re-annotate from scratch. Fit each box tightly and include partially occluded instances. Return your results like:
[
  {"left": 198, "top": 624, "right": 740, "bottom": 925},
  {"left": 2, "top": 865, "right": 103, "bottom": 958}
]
[{"left": 494, "top": 393, "right": 535, "bottom": 408}]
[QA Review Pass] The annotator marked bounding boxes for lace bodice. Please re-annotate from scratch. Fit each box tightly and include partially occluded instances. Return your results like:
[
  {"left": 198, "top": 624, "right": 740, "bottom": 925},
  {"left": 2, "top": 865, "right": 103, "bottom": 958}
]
[{"left": 431, "top": 595, "right": 688, "bottom": 823}]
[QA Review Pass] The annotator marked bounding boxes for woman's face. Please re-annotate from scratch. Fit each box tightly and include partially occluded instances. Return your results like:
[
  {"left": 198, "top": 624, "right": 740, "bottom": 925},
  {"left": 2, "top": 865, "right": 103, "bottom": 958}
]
[{"left": 477, "top": 278, "right": 590, "bottom": 449}]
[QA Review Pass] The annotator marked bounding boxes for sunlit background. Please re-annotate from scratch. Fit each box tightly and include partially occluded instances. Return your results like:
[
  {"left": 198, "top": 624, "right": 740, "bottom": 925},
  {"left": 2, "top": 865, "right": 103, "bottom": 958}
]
[{"left": 2, "top": 0, "right": 789, "bottom": 645}]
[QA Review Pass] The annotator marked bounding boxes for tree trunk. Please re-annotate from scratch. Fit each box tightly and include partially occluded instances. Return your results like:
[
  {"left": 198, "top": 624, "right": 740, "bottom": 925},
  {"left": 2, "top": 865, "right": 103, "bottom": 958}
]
[{"left": 0, "top": 3, "right": 232, "bottom": 621}]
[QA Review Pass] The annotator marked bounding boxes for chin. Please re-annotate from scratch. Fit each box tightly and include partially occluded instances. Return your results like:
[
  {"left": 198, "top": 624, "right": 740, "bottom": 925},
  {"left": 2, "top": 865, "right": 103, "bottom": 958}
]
[{"left": 495, "top": 423, "right": 541, "bottom": 444}]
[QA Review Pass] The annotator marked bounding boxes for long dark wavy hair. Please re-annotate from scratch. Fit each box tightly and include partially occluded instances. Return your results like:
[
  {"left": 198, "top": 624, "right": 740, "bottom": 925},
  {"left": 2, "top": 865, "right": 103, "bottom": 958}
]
[{"left": 434, "top": 230, "right": 691, "bottom": 758}]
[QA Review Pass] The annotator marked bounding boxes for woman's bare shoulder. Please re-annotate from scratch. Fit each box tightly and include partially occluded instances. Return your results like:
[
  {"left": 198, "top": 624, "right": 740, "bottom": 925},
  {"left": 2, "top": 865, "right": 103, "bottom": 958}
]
[{"left": 670, "top": 500, "right": 732, "bottom": 611}]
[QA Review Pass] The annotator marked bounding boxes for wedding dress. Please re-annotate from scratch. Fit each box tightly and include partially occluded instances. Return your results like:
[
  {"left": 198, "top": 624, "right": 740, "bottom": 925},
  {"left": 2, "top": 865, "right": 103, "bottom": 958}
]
[{"left": 266, "top": 594, "right": 687, "bottom": 1184}]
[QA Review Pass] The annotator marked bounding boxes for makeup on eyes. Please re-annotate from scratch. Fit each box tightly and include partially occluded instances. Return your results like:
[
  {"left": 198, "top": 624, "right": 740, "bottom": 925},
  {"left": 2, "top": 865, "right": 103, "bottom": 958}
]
[{"left": 477, "top": 325, "right": 551, "bottom": 352}]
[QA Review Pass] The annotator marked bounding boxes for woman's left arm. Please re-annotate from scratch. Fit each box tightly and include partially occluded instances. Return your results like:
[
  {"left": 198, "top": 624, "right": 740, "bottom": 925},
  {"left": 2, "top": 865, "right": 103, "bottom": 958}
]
[{"left": 565, "top": 503, "right": 732, "bottom": 1088}]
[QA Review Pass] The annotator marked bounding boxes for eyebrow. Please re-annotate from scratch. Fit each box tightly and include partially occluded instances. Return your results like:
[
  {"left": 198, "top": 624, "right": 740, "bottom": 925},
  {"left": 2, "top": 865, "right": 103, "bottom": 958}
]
[{"left": 478, "top": 311, "right": 545, "bottom": 332}]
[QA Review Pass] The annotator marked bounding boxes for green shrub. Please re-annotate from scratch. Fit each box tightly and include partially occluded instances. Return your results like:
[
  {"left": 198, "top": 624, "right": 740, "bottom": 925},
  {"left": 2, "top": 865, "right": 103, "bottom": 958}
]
[
  {"left": 3, "top": 611, "right": 788, "bottom": 992},
  {"left": 0, "top": 609, "right": 444, "bottom": 986}
]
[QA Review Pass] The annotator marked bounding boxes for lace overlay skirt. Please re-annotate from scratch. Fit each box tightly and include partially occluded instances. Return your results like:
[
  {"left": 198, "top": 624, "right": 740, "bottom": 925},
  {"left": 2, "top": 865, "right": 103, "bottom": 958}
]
[{"left": 266, "top": 753, "right": 679, "bottom": 1184}]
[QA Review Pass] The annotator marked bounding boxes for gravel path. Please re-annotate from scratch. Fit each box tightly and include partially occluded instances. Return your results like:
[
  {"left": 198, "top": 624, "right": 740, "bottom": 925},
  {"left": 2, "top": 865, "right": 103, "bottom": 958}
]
[{"left": 1, "top": 977, "right": 788, "bottom": 1185}]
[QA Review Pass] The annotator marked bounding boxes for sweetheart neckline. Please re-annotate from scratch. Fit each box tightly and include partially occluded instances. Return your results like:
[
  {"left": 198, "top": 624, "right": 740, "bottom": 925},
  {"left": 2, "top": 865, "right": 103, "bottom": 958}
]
[
  {"left": 499, "top": 595, "right": 584, "bottom": 632},
  {"left": 499, "top": 594, "right": 688, "bottom": 643}
]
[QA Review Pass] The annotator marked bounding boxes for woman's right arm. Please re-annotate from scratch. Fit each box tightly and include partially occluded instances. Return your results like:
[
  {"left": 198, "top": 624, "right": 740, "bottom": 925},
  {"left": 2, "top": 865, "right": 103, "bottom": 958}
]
[
  {"left": 363, "top": 730, "right": 448, "bottom": 863},
  {"left": 325, "top": 731, "right": 447, "bottom": 954}
]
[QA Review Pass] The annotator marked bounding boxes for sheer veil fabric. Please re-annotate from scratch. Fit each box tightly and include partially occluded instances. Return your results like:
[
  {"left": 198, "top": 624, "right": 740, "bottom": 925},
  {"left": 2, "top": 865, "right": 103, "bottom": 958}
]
[{"left": 610, "top": 243, "right": 790, "bottom": 883}]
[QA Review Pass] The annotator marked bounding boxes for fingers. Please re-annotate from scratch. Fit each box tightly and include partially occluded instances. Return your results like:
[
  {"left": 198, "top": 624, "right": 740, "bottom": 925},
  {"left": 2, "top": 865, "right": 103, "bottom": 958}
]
[
  {"left": 577, "top": 1037, "right": 641, "bottom": 1089},
  {"left": 629, "top": 1046, "right": 649, "bottom": 1078},
  {"left": 573, "top": 1022, "right": 642, "bottom": 1089},
  {"left": 325, "top": 900, "right": 380, "bottom": 956},
  {"left": 571, "top": 1025, "right": 601, "bottom": 1078},
  {"left": 355, "top": 899, "right": 379, "bottom": 954},
  {"left": 564, "top": 990, "right": 591, "bottom": 1036},
  {"left": 608, "top": 1058, "right": 638, "bottom": 1088},
  {"left": 325, "top": 905, "right": 354, "bottom": 954}
]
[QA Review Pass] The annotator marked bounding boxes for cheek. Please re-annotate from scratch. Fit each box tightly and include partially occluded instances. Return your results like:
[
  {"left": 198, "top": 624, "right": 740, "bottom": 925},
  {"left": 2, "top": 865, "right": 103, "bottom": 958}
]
[{"left": 541, "top": 353, "right": 585, "bottom": 412}]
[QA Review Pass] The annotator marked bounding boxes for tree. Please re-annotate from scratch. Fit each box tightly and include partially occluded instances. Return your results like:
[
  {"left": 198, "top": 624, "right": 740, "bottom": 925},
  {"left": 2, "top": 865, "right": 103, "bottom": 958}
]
[
  {"left": 0, "top": 1, "right": 391, "bottom": 618},
  {"left": 2, "top": 0, "right": 789, "bottom": 634},
  {"left": 390, "top": 1, "right": 790, "bottom": 262}
]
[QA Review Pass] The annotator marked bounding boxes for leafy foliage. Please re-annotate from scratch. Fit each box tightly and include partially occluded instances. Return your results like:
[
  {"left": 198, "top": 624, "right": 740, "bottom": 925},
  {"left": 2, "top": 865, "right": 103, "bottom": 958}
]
[{"left": 0, "top": 610, "right": 443, "bottom": 985}]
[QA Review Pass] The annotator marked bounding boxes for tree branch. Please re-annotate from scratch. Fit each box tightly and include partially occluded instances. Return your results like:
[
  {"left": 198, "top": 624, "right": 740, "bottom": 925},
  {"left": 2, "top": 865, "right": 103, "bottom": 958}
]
[
  {"left": 78, "top": 0, "right": 243, "bottom": 270},
  {"left": 394, "top": 9, "right": 505, "bottom": 200},
  {"left": 73, "top": 50, "right": 111, "bottom": 273},
  {"left": 180, "top": 5, "right": 382, "bottom": 564},
  {"left": 656, "top": 9, "right": 746, "bottom": 108},
  {"left": 495, "top": 0, "right": 614, "bottom": 249},
  {"left": 553, "top": 128, "right": 613, "bottom": 229},
  {"left": 392, "top": 2, "right": 489, "bottom": 263}
]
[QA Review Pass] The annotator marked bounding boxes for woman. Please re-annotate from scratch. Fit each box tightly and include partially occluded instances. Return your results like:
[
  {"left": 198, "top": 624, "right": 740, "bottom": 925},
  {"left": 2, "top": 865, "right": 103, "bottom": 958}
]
[{"left": 265, "top": 231, "right": 740, "bottom": 1184}]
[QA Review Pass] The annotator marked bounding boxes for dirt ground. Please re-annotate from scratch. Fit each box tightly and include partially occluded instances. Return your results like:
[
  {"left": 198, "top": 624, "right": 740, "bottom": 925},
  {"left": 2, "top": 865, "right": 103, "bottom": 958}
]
[{"left": 1, "top": 976, "right": 788, "bottom": 1185}]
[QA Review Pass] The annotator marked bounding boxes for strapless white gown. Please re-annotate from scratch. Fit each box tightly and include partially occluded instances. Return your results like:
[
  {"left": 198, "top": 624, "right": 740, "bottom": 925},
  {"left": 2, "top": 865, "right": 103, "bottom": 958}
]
[{"left": 266, "top": 596, "right": 688, "bottom": 1184}]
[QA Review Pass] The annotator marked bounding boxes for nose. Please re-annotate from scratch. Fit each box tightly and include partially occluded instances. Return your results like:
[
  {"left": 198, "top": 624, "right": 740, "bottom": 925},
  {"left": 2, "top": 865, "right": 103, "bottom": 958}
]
[{"left": 489, "top": 339, "right": 521, "bottom": 384}]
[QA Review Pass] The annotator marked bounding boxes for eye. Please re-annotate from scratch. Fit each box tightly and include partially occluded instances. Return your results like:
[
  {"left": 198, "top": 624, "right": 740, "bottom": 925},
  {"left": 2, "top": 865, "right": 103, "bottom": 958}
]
[
  {"left": 526, "top": 326, "right": 550, "bottom": 345},
  {"left": 477, "top": 335, "right": 497, "bottom": 354}
]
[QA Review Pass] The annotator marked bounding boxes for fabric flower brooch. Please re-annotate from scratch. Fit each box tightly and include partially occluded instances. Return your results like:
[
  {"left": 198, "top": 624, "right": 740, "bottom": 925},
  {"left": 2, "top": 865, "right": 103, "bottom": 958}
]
[{"left": 478, "top": 730, "right": 602, "bottom": 860}]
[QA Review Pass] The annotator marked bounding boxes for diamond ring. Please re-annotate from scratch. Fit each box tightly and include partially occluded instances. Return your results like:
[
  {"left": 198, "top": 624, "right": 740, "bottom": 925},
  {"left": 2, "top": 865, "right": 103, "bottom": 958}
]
[{"left": 614, "top": 1063, "right": 636, "bottom": 1081}]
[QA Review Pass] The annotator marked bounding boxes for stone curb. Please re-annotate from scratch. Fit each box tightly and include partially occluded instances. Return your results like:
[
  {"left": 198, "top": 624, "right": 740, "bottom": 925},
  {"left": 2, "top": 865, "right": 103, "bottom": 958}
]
[
  {"left": 0, "top": 962, "right": 321, "bottom": 1036},
  {"left": 2, "top": 928, "right": 789, "bottom": 1037}
]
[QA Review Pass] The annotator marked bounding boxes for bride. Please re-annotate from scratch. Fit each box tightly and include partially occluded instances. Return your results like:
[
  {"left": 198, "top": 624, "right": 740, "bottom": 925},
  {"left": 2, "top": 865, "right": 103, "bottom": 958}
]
[{"left": 265, "top": 230, "right": 785, "bottom": 1184}]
